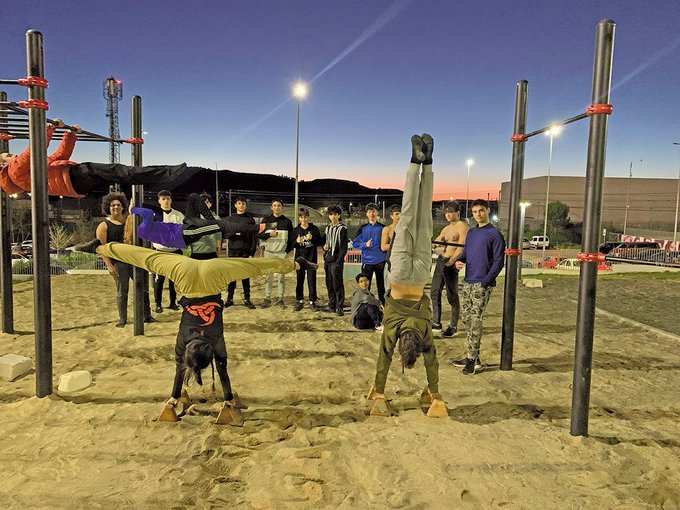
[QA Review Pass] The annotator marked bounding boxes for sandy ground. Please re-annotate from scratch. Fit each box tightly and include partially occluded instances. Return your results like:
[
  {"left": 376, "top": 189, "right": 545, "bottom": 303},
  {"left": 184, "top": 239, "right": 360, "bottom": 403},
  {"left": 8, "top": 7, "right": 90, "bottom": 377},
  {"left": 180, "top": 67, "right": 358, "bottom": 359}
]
[{"left": 1, "top": 271, "right": 679, "bottom": 509}]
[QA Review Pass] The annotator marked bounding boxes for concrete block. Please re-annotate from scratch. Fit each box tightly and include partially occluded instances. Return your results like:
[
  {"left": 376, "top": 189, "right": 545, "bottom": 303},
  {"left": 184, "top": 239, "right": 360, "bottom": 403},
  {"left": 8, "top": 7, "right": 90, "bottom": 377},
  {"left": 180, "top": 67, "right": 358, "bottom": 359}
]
[
  {"left": 523, "top": 278, "right": 544, "bottom": 288},
  {"left": 0, "top": 354, "right": 32, "bottom": 381},
  {"left": 58, "top": 370, "right": 92, "bottom": 392}
]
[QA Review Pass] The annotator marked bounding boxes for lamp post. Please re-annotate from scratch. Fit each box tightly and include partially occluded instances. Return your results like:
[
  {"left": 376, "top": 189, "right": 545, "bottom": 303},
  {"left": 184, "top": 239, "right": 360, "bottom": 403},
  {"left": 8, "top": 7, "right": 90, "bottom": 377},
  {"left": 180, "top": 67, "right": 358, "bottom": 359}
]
[
  {"left": 673, "top": 143, "right": 680, "bottom": 246},
  {"left": 465, "top": 158, "right": 474, "bottom": 221},
  {"left": 292, "top": 81, "right": 308, "bottom": 218},
  {"left": 518, "top": 201, "right": 530, "bottom": 280},
  {"left": 622, "top": 159, "right": 642, "bottom": 237},
  {"left": 541, "top": 127, "right": 560, "bottom": 260}
]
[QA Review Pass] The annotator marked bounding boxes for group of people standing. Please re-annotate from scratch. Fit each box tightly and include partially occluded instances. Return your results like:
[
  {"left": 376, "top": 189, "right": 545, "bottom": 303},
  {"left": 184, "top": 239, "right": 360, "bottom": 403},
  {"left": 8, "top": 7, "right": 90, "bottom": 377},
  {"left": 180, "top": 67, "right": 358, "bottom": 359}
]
[{"left": 60, "top": 128, "right": 506, "bottom": 419}]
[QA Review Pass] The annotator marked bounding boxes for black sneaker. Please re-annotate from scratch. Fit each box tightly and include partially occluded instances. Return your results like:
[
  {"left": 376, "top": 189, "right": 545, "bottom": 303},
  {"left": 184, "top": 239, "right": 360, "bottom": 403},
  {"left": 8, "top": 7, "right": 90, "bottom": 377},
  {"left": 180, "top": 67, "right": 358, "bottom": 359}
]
[
  {"left": 421, "top": 133, "right": 434, "bottom": 164},
  {"left": 261, "top": 298, "right": 272, "bottom": 308},
  {"left": 276, "top": 299, "right": 286, "bottom": 309},
  {"left": 167, "top": 303, "right": 180, "bottom": 311},
  {"left": 224, "top": 299, "right": 234, "bottom": 308},
  {"left": 336, "top": 308, "right": 345, "bottom": 317},
  {"left": 74, "top": 238, "right": 102, "bottom": 253},
  {"left": 321, "top": 305, "right": 335, "bottom": 313},
  {"left": 115, "top": 320, "right": 126, "bottom": 328},
  {"left": 155, "top": 305, "right": 163, "bottom": 313},
  {"left": 432, "top": 322, "right": 442, "bottom": 331},
  {"left": 442, "top": 325, "right": 456, "bottom": 337},
  {"left": 144, "top": 316, "right": 158, "bottom": 323},
  {"left": 453, "top": 357, "right": 482, "bottom": 370},
  {"left": 463, "top": 358, "right": 477, "bottom": 375},
  {"left": 295, "top": 256, "right": 318, "bottom": 271},
  {"left": 244, "top": 300, "right": 256, "bottom": 309},
  {"left": 309, "top": 301, "right": 320, "bottom": 311},
  {"left": 411, "top": 134, "right": 425, "bottom": 163},
  {"left": 293, "top": 301, "right": 304, "bottom": 311}
]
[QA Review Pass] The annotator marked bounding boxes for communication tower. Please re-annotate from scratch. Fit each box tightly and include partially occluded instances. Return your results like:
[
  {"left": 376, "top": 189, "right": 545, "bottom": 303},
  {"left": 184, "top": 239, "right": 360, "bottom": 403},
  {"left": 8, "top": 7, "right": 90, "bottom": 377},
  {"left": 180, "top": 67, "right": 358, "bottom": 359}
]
[{"left": 103, "top": 76, "right": 123, "bottom": 163}]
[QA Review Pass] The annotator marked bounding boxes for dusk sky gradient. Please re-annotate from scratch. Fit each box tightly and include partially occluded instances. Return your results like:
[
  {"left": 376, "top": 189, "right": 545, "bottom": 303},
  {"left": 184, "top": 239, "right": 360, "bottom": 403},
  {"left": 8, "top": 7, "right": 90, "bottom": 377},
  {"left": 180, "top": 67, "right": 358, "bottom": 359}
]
[{"left": 3, "top": 1, "right": 680, "bottom": 201}]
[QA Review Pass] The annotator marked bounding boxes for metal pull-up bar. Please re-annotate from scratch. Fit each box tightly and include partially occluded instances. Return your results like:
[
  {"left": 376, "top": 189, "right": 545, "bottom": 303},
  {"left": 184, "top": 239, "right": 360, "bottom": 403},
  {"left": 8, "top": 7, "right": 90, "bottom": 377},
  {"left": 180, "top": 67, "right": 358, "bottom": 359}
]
[
  {"left": 499, "top": 19, "right": 615, "bottom": 437},
  {"left": 0, "top": 102, "right": 142, "bottom": 144}
]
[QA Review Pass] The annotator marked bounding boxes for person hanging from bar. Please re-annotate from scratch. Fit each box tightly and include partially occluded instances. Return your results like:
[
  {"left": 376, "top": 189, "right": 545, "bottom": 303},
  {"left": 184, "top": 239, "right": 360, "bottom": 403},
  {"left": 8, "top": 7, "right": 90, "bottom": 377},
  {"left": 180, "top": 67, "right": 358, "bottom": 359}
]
[
  {"left": 73, "top": 237, "right": 318, "bottom": 420},
  {"left": 130, "top": 193, "right": 277, "bottom": 250},
  {"left": 0, "top": 118, "right": 188, "bottom": 197},
  {"left": 367, "top": 133, "right": 443, "bottom": 409}
]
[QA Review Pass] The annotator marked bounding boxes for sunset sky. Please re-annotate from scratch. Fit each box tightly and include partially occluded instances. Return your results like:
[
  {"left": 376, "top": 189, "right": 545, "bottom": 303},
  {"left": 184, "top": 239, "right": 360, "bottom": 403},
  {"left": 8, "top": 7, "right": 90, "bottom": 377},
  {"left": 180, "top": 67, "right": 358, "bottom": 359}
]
[{"left": 2, "top": 1, "right": 679, "bottom": 201}]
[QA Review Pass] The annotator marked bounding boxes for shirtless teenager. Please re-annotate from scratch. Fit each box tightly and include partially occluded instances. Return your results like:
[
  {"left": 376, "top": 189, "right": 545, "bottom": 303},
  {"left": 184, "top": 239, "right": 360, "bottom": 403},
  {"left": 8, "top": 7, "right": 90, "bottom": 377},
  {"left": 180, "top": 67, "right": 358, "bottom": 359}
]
[{"left": 431, "top": 201, "right": 468, "bottom": 336}]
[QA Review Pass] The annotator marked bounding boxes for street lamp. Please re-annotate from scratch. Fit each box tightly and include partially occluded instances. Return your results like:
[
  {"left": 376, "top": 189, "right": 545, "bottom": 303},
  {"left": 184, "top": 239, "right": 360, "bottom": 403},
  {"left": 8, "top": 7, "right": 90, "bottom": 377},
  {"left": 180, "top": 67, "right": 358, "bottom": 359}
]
[
  {"left": 292, "top": 81, "right": 308, "bottom": 218},
  {"left": 519, "top": 201, "right": 531, "bottom": 280},
  {"left": 465, "top": 158, "right": 474, "bottom": 221},
  {"left": 541, "top": 126, "right": 560, "bottom": 260},
  {"left": 622, "top": 159, "right": 641, "bottom": 236},
  {"left": 673, "top": 142, "right": 680, "bottom": 246}
]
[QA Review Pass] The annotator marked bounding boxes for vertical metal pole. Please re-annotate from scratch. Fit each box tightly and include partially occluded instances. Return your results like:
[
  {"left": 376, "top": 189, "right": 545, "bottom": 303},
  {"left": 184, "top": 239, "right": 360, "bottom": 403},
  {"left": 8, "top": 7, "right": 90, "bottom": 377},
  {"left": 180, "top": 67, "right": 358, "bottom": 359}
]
[
  {"left": 541, "top": 132, "right": 554, "bottom": 261},
  {"left": 500, "top": 80, "right": 528, "bottom": 371},
  {"left": 130, "top": 95, "right": 145, "bottom": 336},
  {"left": 228, "top": 190, "right": 232, "bottom": 217},
  {"left": 623, "top": 161, "right": 632, "bottom": 235},
  {"left": 294, "top": 99, "right": 300, "bottom": 218},
  {"left": 215, "top": 163, "right": 219, "bottom": 216},
  {"left": 672, "top": 143, "right": 679, "bottom": 246},
  {"left": 26, "top": 30, "right": 52, "bottom": 397},
  {"left": 570, "top": 19, "right": 616, "bottom": 437},
  {"left": 517, "top": 203, "right": 527, "bottom": 281},
  {"left": 465, "top": 163, "right": 470, "bottom": 221},
  {"left": 0, "top": 91, "right": 14, "bottom": 333}
]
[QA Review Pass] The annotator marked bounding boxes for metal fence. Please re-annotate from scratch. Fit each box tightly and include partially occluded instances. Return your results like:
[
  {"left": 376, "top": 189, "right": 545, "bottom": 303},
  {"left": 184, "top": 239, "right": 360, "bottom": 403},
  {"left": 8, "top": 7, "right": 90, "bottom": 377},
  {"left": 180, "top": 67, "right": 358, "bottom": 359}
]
[{"left": 11, "top": 252, "right": 107, "bottom": 275}]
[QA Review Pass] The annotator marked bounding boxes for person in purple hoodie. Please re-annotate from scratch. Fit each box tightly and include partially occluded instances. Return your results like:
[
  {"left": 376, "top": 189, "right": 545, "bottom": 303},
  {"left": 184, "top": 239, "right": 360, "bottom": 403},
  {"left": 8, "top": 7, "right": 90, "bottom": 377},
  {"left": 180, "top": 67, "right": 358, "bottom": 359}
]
[{"left": 454, "top": 199, "right": 505, "bottom": 375}]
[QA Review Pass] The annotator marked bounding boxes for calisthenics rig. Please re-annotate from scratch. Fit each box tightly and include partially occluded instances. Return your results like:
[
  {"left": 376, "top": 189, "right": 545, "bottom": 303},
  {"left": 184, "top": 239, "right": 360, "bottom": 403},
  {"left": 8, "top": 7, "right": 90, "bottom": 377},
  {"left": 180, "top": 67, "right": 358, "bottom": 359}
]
[
  {"left": 0, "top": 30, "right": 148, "bottom": 399},
  {"left": 500, "top": 19, "right": 615, "bottom": 437}
]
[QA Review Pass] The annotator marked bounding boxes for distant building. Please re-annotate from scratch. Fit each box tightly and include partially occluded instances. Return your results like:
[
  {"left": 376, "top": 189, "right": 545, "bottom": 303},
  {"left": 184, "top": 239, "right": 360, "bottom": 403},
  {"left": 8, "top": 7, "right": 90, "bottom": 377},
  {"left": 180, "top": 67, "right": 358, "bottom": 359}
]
[{"left": 499, "top": 176, "right": 679, "bottom": 234}]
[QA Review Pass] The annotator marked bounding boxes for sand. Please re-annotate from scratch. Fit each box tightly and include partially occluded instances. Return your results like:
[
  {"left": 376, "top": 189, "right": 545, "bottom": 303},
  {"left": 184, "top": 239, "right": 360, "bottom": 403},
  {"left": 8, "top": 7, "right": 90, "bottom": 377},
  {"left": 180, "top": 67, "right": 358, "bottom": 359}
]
[{"left": 1, "top": 271, "right": 679, "bottom": 509}]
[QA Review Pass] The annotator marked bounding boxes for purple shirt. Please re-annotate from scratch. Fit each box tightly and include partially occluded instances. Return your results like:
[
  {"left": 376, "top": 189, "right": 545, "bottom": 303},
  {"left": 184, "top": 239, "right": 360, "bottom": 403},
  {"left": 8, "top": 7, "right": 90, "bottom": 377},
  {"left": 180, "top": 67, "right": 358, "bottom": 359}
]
[
  {"left": 132, "top": 206, "right": 187, "bottom": 249},
  {"left": 459, "top": 224, "right": 505, "bottom": 287}
]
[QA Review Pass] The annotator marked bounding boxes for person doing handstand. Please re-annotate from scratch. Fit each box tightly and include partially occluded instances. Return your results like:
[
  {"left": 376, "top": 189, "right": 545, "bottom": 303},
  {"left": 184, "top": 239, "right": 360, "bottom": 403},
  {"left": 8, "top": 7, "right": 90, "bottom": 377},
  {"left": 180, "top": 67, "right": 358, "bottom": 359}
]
[
  {"left": 75, "top": 238, "right": 317, "bottom": 415},
  {"left": 370, "top": 134, "right": 441, "bottom": 403}
]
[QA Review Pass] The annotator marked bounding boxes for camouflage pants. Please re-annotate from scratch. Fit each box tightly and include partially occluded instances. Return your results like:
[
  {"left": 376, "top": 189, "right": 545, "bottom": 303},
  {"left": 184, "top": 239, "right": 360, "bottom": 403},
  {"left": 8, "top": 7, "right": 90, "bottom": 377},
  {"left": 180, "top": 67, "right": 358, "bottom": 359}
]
[{"left": 461, "top": 282, "right": 492, "bottom": 359}]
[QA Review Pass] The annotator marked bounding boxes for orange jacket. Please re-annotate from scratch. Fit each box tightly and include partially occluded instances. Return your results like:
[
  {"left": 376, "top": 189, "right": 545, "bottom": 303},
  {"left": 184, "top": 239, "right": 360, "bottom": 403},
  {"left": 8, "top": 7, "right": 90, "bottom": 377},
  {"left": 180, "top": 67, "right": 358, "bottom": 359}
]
[{"left": 0, "top": 126, "right": 84, "bottom": 198}]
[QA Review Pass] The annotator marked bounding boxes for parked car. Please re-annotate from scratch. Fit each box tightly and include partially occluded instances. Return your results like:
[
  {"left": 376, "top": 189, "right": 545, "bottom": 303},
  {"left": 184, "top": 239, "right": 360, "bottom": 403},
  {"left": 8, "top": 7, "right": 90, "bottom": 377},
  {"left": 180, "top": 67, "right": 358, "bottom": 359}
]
[
  {"left": 520, "top": 259, "right": 533, "bottom": 268},
  {"left": 557, "top": 258, "right": 580, "bottom": 269},
  {"left": 541, "top": 256, "right": 560, "bottom": 269},
  {"left": 598, "top": 242, "right": 621, "bottom": 254},
  {"left": 529, "top": 235, "right": 549, "bottom": 249},
  {"left": 522, "top": 238, "right": 531, "bottom": 250}
]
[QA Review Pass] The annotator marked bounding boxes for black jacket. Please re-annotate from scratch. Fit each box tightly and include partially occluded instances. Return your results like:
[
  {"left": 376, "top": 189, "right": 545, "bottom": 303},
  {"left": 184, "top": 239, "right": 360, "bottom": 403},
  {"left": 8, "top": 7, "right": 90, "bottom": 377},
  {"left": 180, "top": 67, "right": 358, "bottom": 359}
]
[{"left": 225, "top": 212, "right": 257, "bottom": 256}]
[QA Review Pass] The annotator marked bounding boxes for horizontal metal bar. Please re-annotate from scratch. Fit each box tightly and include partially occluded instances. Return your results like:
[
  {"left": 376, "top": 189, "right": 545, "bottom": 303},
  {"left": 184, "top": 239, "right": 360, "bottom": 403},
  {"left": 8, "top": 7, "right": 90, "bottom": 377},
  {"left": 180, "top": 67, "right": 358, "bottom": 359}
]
[
  {"left": 0, "top": 80, "right": 20, "bottom": 85},
  {"left": 524, "top": 112, "right": 589, "bottom": 139}
]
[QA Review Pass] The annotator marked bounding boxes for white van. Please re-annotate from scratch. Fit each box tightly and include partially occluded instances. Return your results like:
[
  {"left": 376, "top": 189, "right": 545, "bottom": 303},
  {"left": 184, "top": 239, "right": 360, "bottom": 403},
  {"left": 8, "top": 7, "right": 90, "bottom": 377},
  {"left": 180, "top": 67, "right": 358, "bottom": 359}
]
[{"left": 529, "top": 235, "right": 549, "bottom": 249}]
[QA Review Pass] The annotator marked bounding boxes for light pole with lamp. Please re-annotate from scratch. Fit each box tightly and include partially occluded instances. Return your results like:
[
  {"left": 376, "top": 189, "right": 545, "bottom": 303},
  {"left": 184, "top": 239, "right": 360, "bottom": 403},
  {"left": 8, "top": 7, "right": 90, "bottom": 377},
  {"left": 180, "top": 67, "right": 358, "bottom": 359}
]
[
  {"left": 518, "top": 201, "right": 530, "bottom": 280},
  {"left": 622, "top": 159, "right": 641, "bottom": 236},
  {"left": 673, "top": 142, "right": 680, "bottom": 246},
  {"left": 292, "top": 81, "right": 308, "bottom": 218},
  {"left": 465, "top": 158, "right": 474, "bottom": 221},
  {"left": 541, "top": 127, "right": 560, "bottom": 260}
]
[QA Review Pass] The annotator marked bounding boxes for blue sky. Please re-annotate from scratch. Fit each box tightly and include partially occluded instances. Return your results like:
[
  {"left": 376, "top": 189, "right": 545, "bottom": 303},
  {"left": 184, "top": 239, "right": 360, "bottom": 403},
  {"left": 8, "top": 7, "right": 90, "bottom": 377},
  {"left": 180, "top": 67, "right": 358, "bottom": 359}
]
[{"left": 3, "top": 0, "right": 679, "bottom": 200}]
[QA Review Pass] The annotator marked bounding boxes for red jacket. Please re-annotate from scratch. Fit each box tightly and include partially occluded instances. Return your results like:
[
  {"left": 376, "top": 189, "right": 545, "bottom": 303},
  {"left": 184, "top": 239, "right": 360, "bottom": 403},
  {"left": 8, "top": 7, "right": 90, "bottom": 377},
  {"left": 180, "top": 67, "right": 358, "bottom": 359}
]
[{"left": 0, "top": 126, "right": 84, "bottom": 198}]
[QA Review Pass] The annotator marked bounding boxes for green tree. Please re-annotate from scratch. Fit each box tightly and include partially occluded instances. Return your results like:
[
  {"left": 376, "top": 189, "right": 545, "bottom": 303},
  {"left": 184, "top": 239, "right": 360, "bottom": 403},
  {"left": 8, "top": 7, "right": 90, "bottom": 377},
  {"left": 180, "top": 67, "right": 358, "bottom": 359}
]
[{"left": 547, "top": 201, "right": 571, "bottom": 246}]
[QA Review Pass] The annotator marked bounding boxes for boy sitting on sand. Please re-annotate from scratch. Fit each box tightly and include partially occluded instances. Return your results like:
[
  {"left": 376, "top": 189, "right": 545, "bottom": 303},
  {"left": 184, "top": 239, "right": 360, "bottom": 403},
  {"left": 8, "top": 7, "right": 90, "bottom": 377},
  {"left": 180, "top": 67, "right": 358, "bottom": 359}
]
[{"left": 350, "top": 273, "right": 384, "bottom": 331}]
